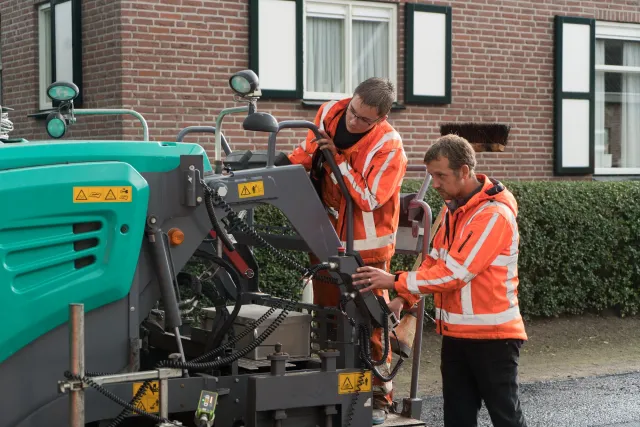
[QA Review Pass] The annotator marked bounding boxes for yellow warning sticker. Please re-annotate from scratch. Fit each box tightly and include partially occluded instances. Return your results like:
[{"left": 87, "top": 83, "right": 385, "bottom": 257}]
[
  {"left": 238, "top": 180, "right": 265, "bottom": 199},
  {"left": 133, "top": 381, "right": 160, "bottom": 413},
  {"left": 338, "top": 371, "right": 372, "bottom": 394},
  {"left": 73, "top": 186, "right": 132, "bottom": 203}
]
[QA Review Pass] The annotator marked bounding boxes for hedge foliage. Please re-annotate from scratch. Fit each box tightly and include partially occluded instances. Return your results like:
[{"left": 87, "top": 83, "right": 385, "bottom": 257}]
[{"left": 207, "top": 180, "right": 640, "bottom": 319}]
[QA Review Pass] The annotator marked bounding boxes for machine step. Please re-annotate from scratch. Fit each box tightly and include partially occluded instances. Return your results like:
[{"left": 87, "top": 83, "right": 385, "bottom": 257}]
[{"left": 381, "top": 413, "right": 426, "bottom": 426}]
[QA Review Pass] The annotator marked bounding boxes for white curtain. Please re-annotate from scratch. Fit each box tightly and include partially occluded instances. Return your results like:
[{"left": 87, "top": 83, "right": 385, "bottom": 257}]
[
  {"left": 622, "top": 41, "right": 640, "bottom": 168},
  {"left": 306, "top": 17, "right": 344, "bottom": 94},
  {"left": 595, "top": 40, "right": 608, "bottom": 167},
  {"left": 351, "top": 20, "right": 389, "bottom": 89}
]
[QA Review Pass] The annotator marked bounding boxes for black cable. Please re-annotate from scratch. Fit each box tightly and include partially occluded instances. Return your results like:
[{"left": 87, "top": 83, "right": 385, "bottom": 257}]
[
  {"left": 358, "top": 323, "right": 404, "bottom": 382},
  {"left": 191, "top": 301, "right": 283, "bottom": 363},
  {"left": 157, "top": 297, "right": 297, "bottom": 371},
  {"left": 203, "top": 183, "right": 311, "bottom": 277},
  {"left": 205, "top": 188, "right": 235, "bottom": 252},
  {"left": 195, "top": 254, "right": 244, "bottom": 353},
  {"left": 106, "top": 379, "right": 154, "bottom": 427},
  {"left": 63, "top": 371, "right": 176, "bottom": 425}
]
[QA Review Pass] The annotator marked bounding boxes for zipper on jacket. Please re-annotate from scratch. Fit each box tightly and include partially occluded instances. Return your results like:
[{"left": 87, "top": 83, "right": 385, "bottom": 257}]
[
  {"left": 457, "top": 231, "right": 474, "bottom": 252},
  {"left": 446, "top": 213, "right": 458, "bottom": 252}
]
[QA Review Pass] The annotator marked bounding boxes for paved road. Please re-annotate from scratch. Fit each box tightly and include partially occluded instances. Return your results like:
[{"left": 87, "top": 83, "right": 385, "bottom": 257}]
[{"left": 420, "top": 371, "right": 640, "bottom": 427}]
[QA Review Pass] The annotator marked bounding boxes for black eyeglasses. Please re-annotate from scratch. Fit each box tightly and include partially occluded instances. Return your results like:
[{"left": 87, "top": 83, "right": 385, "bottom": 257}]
[{"left": 348, "top": 103, "right": 381, "bottom": 126}]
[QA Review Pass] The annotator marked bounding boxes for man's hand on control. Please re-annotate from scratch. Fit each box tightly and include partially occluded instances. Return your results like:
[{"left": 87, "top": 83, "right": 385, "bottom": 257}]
[
  {"left": 316, "top": 130, "right": 338, "bottom": 156},
  {"left": 352, "top": 266, "right": 396, "bottom": 292}
]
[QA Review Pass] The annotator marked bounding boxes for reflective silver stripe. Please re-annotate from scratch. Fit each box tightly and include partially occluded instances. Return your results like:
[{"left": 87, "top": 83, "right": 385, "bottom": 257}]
[
  {"left": 329, "top": 172, "right": 338, "bottom": 184},
  {"left": 408, "top": 273, "right": 457, "bottom": 294},
  {"left": 362, "top": 131, "right": 401, "bottom": 172},
  {"left": 446, "top": 255, "right": 475, "bottom": 283},
  {"left": 407, "top": 272, "right": 420, "bottom": 293},
  {"left": 464, "top": 212, "right": 500, "bottom": 268},
  {"left": 371, "top": 149, "right": 396, "bottom": 196},
  {"left": 340, "top": 232, "right": 396, "bottom": 252},
  {"left": 460, "top": 283, "right": 474, "bottom": 315},
  {"left": 319, "top": 100, "right": 338, "bottom": 131},
  {"left": 362, "top": 211, "right": 377, "bottom": 240},
  {"left": 492, "top": 254, "right": 517, "bottom": 266},
  {"left": 430, "top": 247, "right": 439, "bottom": 259},
  {"left": 435, "top": 305, "right": 522, "bottom": 326},
  {"left": 302, "top": 100, "right": 337, "bottom": 151},
  {"left": 459, "top": 202, "right": 492, "bottom": 239},
  {"left": 505, "top": 260, "right": 518, "bottom": 307},
  {"left": 491, "top": 201, "right": 520, "bottom": 307},
  {"left": 327, "top": 207, "right": 339, "bottom": 219},
  {"left": 440, "top": 248, "right": 448, "bottom": 259},
  {"left": 338, "top": 161, "right": 378, "bottom": 210}
]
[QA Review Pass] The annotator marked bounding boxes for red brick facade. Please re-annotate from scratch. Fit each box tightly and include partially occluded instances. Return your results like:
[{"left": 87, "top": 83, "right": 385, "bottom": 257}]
[{"left": 2, "top": 1, "right": 640, "bottom": 179}]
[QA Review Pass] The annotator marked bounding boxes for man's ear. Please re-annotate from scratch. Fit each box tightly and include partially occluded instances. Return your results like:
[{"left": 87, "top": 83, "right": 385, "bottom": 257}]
[{"left": 460, "top": 164, "right": 470, "bottom": 179}]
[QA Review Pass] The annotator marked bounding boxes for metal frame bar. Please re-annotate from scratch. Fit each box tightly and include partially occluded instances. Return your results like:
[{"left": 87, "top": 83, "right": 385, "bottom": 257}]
[{"left": 64, "top": 304, "right": 183, "bottom": 426}]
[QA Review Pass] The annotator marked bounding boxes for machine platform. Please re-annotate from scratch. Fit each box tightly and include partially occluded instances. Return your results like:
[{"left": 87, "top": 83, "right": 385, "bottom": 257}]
[{"left": 382, "top": 413, "right": 426, "bottom": 426}]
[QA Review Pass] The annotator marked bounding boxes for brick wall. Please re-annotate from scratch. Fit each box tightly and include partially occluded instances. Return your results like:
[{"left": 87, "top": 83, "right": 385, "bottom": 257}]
[
  {"left": 1, "top": 0, "right": 123, "bottom": 141},
  {"left": 4, "top": 0, "right": 640, "bottom": 180},
  {"left": 116, "top": 0, "right": 640, "bottom": 180}
]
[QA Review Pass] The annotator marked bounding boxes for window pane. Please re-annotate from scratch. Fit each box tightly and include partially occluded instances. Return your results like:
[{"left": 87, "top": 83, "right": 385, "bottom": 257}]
[
  {"left": 596, "top": 71, "right": 640, "bottom": 168},
  {"left": 352, "top": 20, "right": 388, "bottom": 89},
  {"left": 306, "top": 17, "right": 344, "bottom": 93},
  {"left": 603, "top": 39, "right": 623, "bottom": 66}
]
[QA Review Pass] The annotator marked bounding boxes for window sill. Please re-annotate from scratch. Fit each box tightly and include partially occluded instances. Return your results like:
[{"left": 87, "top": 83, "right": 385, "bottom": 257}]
[
  {"left": 592, "top": 174, "right": 640, "bottom": 181},
  {"left": 28, "top": 110, "right": 56, "bottom": 120},
  {"left": 301, "top": 100, "right": 406, "bottom": 111}
]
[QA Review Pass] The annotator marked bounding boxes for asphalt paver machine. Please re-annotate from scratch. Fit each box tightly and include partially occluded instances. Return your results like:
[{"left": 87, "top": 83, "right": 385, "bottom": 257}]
[{"left": 0, "top": 70, "right": 433, "bottom": 427}]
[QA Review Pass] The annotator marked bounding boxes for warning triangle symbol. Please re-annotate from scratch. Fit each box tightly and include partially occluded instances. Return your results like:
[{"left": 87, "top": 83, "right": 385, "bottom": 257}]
[
  {"left": 241, "top": 187, "right": 251, "bottom": 196},
  {"left": 342, "top": 377, "right": 354, "bottom": 391},
  {"left": 105, "top": 190, "right": 116, "bottom": 200},
  {"left": 76, "top": 190, "right": 87, "bottom": 201}
]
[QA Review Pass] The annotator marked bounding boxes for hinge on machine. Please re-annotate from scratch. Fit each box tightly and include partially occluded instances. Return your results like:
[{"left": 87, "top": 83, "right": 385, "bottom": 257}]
[{"left": 180, "top": 155, "right": 205, "bottom": 207}]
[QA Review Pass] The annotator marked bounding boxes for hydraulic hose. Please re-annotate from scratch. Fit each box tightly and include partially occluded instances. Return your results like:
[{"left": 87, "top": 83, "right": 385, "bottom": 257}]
[
  {"left": 205, "top": 187, "right": 235, "bottom": 252},
  {"left": 199, "top": 255, "right": 244, "bottom": 353}
]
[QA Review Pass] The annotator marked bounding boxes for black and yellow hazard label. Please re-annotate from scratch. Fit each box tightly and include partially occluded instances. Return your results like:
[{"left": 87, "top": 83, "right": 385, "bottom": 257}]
[
  {"left": 133, "top": 381, "right": 160, "bottom": 413},
  {"left": 238, "top": 180, "right": 264, "bottom": 199},
  {"left": 73, "top": 186, "right": 132, "bottom": 203},
  {"left": 338, "top": 371, "right": 372, "bottom": 394}
]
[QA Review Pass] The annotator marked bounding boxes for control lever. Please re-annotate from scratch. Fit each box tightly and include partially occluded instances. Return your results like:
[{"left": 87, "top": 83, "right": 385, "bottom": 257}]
[{"left": 328, "top": 251, "right": 399, "bottom": 330}]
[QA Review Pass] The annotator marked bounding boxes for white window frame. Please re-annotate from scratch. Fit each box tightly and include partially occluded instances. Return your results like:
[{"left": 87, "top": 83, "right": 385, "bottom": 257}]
[
  {"left": 38, "top": 3, "right": 52, "bottom": 111},
  {"left": 594, "top": 21, "right": 640, "bottom": 175},
  {"left": 302, "top": 0, "right": 397, "bottom": 101}
]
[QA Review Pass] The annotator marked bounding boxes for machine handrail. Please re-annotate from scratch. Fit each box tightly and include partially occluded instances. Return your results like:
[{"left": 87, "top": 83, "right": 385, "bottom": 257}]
[
  {"left": 73, "top": 109, "right": 149, "bottom": 141},
  {"left": 271, "top": 120, "right": 355, "bottom": 255},
  {"left": 175, "top": 126, "right": 232, "bottom": 155}
]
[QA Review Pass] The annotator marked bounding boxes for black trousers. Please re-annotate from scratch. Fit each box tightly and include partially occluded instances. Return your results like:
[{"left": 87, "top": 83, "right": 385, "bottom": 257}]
[{"left": 440, "top": 336, "right": 527, "bottom": 427}]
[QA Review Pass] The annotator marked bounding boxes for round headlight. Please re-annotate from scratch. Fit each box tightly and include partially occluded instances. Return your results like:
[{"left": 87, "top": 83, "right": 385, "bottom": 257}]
[
  {"left": 230, "top": 75, "right": 252, "bottom": 95},
  {"left": 46, "top": 81, "right": 79, "bottom": 102},
  {"left": 46, "top": 112, "right": 67, "bottom": 139},
  {"left": 228, "top": 70, "right": 259, "bottom": 96}
]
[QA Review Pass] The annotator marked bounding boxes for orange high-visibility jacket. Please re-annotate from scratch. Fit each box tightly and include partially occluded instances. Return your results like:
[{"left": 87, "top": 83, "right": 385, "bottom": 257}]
[
  {"left": 394, "top": 175, "right": 527, "bottom": 340},
  {"left": 288, "top": 97, "right": 413, "bottom": 262}
]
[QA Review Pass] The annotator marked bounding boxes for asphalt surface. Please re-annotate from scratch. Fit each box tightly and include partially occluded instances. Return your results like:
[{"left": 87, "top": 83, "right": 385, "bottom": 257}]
[{"left": 420, "top": 371, "right": 640, "bottom": 427}]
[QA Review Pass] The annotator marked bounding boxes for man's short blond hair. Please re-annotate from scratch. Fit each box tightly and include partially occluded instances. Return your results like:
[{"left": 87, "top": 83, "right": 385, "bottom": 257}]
[{"left": 424, "top": 134, "right": 477, "bottom": 172}]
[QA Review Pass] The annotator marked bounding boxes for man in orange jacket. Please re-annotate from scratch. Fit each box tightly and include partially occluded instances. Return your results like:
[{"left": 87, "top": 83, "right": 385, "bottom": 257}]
[
  {"left": 288, "top": 77, "right": 421, "bottom": 424},
  {"left": 352, "top": 134, "right": 528, "bottom": 427}
]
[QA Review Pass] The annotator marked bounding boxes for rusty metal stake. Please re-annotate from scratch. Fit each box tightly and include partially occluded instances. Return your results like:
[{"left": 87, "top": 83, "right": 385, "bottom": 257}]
[{"left": 69, "top": 303, "right": 85, "bottom": 427}]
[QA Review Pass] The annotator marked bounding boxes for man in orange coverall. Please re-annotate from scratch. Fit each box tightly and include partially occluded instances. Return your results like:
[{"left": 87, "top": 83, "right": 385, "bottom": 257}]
[
  {"left": 288, "top": 77, "right": 421, "bottom": 424},
  {"left": 351, "top": 134, "right": 528, "bottom": 427}
]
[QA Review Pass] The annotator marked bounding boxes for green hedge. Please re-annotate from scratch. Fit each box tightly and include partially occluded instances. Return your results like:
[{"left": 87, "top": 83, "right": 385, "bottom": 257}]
[{"left": 201, "top": 180, "right": 640, "bottom": 319}]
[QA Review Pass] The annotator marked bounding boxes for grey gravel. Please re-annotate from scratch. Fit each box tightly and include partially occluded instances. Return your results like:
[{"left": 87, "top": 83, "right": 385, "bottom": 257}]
[{"left": 420, "top": 371, "right": 640, "bottom": 427}]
